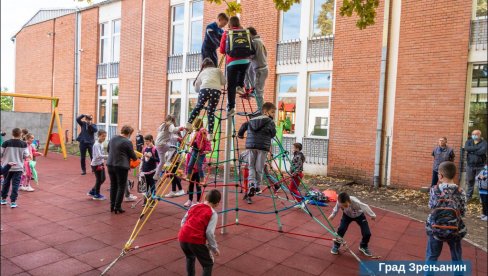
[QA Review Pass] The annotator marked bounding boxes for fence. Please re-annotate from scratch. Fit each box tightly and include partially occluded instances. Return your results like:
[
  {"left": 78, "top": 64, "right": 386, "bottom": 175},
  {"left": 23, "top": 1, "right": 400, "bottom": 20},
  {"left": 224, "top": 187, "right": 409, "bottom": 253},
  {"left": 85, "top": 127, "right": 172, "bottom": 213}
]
[
  {"left": 97, "top": 62, "right": 120, "bottom": 79},
  {"left": 302, "top": 138, "right": 328, "bottom": 165},
  {"left": 277, "top": 40, "right": 301, "bottom": 65},
  {"left": 306, "top": 36, "right": 334, "bottom": 63},
  {"left": 185, "top": 52, "right": 201, "bottom": 72},
  {"left": 168, "top": 54, "right": 184, "bottom": 73}
]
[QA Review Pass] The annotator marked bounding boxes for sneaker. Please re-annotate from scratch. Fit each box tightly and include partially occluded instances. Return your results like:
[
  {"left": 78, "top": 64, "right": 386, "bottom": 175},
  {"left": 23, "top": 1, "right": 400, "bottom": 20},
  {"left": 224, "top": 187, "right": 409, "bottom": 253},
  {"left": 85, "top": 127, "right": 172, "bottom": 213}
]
[
  {"left": 184, "top": 200, "right": 192, "bottom": 207},
  {"left": 481, "top": 215, "right": 488, "bottom": 222},
  {"left": 227, "top": 108, "right": 235, "bottom": 117},
  {"left": 81, "top": 171, "right": 87, "bottom": 175},
  {"left": 293, "top": 202, "right": 304, "bottom": 208},
  {"left": 0, "top": 199, "right": 7, "bottom": 205},
  {"left": 247, "top": 183, "right": 256, "bottom": 197},
  {"left": 93, "top": 194, "right": 106, "bottom": 200},
  {"left": 25, "top": 185, "right": 35, "bottom": 192},
  {"left": 359, "top": 247, "right": 373, "bottom": 257},
  {"left": 87, "top": 190, "right": 96, "bottom": 197},
  {"left": 165, "top": 191, "right": 176, "bottom": 198},
  {"left": 243, "top": 195, "right": 253, "bottom": 204},
  {"left": 175, "top": 190, "right": 185, "bottom": 196},
  {"left": 185, "top": 122, "right": 193, "bottom": 132},
  {"left": 330, "top": 247, "right": 339, "bottom": 255},
  {"left": 255, "top": 187, "right": 262, "bottom": 195},
  {"left": 124, "top": 194, "right": 138, "bottom": 202},
  {"left": 10, "top": 202, "right": 17, "bottom": 208},
  {"left": 236, "top": 86, "right": 246, "bottom": 96},
  {"left": 19, "top": 186, "right": 27, "bottom": 191}
]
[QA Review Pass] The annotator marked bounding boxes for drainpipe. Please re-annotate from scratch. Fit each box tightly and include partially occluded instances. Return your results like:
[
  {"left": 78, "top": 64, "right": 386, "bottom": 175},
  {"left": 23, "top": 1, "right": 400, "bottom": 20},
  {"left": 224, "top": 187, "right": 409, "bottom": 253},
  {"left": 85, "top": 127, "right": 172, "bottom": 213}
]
[
  {"left": 73, "top": 10, "right": 82, "bottom": 142},
  {"left": 373, "top": 0, "right": 391, "bottom": 188},
  {"left": 138, "top": 0, "right": 146, "bottom": 131},
  {"left": 50, "top": 19, "right": 56, "bottom": 111}
]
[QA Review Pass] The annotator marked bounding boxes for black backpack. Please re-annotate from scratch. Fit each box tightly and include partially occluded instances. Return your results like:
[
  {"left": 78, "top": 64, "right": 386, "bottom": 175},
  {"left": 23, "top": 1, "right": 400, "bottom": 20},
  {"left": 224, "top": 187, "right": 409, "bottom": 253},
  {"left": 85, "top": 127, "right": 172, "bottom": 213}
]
[
  {"left": 225, "top": 29, "right": 254, "bottom": 58},
  {"left": 429, "top": 185, "right": 465, "bottom": 241}
]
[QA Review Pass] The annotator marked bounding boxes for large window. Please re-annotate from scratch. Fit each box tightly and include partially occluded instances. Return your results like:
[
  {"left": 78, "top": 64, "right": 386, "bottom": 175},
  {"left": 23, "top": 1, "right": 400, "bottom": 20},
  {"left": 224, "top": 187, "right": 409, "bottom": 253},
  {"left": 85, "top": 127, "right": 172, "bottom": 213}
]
[
  {"left": 189, "top": 1, "right": 203, "bottom": 52},
  {"left": 100, "top": 22, "right": 110, "bottom": 63},
  {"left": 277, "top": 75, "right": 298, "bottom": 134},
  {"left": 187, "top": 79, "right": 199, "bottom": 117},
  {"left": 469, "top": 64, "right": 488, "bottom": 137},
  {"left": 472, "top": 64, "right": 487, "bottom": 87},
  {"left": 172, "top": 5, "right": 185, "bottom": 54},
  {"left": 111, "top": 84, "right": 119, "bottom": 124},
  {"left": 281, "top": 3, "right": 301, "bottom": 41},
  {"left": 307, "top": 72, "right": 331, "bottom": 137},
  {"left": 98, "top": 85, "right": 108, "bottom": 123},
  {"left": 112, "top": 20, "right": 121, "bottom": 62},
  {"left": 169, "top": 80, "right": 183, "bottom": 125},
  {"left": 312, "top": 0, "right": 334, "bottom": 36}
]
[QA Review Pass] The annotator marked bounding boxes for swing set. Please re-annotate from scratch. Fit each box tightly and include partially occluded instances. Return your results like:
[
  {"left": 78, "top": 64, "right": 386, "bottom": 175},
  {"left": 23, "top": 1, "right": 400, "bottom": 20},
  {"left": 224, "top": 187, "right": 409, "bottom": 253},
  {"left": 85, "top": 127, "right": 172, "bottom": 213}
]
[{"left": 0, "top": 92, "right": 67, "bottom": 159}]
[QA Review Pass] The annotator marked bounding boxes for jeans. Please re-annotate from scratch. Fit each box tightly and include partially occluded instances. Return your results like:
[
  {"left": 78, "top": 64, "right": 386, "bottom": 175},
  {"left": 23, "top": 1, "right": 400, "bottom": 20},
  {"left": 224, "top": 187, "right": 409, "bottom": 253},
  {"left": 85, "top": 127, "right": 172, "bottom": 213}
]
[
  {"left": 188, "top": 174, "right": 202, "bottom": 202},
  {"left": 1, "top": 171, "right": 22, "bottom": 202},
  {"left": 91, "top": 165, "right": 106, "bottom": 195},
  {"left": 466, "top": 166, "right": 483, "bottom": 200},
  {"left": 107, "top": 166, "right": 129, "bottom": 209},
  {"left": 333, "top": 213, "right": 371, "bottom": 249},
  {"left": 226, "top": 63, "right": 250, "bottom": 110},
  {"left": 431, "top": 170, "right": 439, "bottom": 187},
  {"left": 425, "top": 234, "right": 462, "bottom": 262},
  {"left": 187, "top": 150, "right": 205, "bottom": 179},
  {"left": 248, "top": 149, "right": 267, "bottom": 190},
  {"left": 79, "top": 142, "right": 93, "bottom": 173},
  {"left": 180, "top": 242, "right": 213, "bottom": 276},
  {"left": 480, "top": 193, "right": 488, "bottom": 216}
]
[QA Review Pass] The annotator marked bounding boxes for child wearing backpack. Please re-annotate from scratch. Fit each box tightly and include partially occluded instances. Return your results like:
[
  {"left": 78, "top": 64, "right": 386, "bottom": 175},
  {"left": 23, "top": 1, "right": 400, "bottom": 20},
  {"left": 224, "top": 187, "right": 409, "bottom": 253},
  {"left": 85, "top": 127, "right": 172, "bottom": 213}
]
[
  {"left": 426, "top": 161, "right": 466, "bottom": 262},
  {"left": 476, "top": 163, "right": 488, "bottom": 221},
  {"left": 219, "top": 16, "right": 252, "bottom": 116},
  {"left": 187, "top": 58, "right": 226, "bottom": 140},
  {"left": 140, "top": 135, "right": 159, "bottom": 207},
  {"left": 202, "top": 13, "right": 229, "bottom": 66},
  {"left": 246, "top": 27, "right": 268, "bottom": 112},
  {"left": 238, "top": 102, "right": 277, "bottom": 204},
  {"left": 328, "top": 192, "right": 376, "bottom": 257}
]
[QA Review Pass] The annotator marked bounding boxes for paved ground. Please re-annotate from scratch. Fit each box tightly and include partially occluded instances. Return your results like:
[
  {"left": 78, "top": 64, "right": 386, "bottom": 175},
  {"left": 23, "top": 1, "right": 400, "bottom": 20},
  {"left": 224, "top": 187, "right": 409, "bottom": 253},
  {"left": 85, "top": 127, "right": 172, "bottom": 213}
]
[{"left": 1, "top": 154, "right": 486, "bottom": 276}]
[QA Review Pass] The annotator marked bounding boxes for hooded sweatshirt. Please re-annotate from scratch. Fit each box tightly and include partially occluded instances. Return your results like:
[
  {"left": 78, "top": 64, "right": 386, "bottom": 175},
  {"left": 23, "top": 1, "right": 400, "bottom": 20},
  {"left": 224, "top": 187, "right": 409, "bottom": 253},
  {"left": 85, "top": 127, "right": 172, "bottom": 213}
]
[
  {"left": 238, "top": 115, "right": 276, "bottom": 151},
  {"left": 250, "top": 35, "right": 267, "bottom": 70}
]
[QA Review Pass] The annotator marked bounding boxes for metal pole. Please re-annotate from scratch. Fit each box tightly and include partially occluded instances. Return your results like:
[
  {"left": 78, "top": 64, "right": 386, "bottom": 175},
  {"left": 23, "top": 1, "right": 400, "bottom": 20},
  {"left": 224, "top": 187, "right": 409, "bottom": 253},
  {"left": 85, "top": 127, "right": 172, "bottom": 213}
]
[{"left": 221, "top": 116, "right": 232, "bottom": 234}]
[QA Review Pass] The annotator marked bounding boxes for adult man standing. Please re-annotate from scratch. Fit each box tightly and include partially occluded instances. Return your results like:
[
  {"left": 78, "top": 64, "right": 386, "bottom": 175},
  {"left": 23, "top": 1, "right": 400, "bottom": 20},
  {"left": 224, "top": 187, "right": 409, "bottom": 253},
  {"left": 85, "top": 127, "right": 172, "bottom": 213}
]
[
  {"left": 465, "top": 129, "right": 487, "bottom": 201},
  {"left": 76, "top": 114, "right": 98, "bottom": 175},
  {"left": 431, "top": 137, "right": 455, "bottom": 186}
]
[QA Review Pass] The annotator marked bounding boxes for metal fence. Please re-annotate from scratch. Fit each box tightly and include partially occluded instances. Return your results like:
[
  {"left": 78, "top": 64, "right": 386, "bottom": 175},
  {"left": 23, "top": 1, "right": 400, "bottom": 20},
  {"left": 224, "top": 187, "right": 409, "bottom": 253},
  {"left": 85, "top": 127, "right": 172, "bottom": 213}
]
[
  {"left": 306, "top": 36, "right": 334, "bottom": 63},
  {"left": 302, "top": 137, "right": 328, "bottom": 165},
  {"left": 97, "top": 62, "right": 119, "bottom": 79},
  {"left": 277, "top": 40, "right": 301, "bottom": 65},
  {"left": 470, "top": 18, "right": 487, "bottom": 51},
  {"left": 272, "top": 136, "right": 296, "bottom": 158},
  {"left": 185, "top": 52, "right": 201, "bottom": 72},
  {"left": 168, "top": 54, "right": 184, "bottom": 74}
]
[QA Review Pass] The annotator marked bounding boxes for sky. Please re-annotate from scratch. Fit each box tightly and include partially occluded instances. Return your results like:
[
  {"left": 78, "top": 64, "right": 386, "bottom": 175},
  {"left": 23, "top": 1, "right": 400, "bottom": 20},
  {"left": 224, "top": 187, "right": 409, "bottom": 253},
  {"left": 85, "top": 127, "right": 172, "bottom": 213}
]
[{"left": 0, "top": 0, "right": 93, "bottom": 91}]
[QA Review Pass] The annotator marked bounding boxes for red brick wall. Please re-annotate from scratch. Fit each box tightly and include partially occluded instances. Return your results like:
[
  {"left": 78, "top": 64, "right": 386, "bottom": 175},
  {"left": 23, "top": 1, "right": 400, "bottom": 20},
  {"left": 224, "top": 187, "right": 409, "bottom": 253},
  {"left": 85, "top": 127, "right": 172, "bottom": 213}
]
[
  {"left": 79, "top": 8, "right": 99, "bottom": 131},
  {"left": 140, "top": 0, "right": 171, "bottom": 136},
  {"left": 119, "top": 0, "right": 143, "bottom": 134},
  {"left": 327, "top": 1, "right": 385, "bottom": 184},
  {"left": 389, "top": 1, "right": 471, "bottom": 187}
]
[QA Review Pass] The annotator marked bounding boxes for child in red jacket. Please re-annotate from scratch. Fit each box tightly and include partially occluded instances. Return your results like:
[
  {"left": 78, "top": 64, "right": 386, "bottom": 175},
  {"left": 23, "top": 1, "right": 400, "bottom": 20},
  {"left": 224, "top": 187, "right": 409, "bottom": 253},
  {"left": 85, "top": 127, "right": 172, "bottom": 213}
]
[{"left": 179, "top": 189, "right": 221, "bottom": 276}]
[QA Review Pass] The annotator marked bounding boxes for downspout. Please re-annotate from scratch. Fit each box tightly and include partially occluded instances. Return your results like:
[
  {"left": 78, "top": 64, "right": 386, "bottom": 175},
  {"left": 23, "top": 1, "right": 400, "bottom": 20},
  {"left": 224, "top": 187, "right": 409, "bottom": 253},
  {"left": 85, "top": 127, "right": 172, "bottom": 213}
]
[
  {"left": 50, "top": 19, "right": 56, "bottom": 111},
  {"left": 73, "top": 10, "right": 82, "bottom": 142},
  {"left": 373, "top": 0, "right": 391, "bottom": 188},
  {"left": 12, "top": 37, "right": 16, "bottom": 111},
  {"left": 138, "top": 0, "right": 146, "bottom": 131}
]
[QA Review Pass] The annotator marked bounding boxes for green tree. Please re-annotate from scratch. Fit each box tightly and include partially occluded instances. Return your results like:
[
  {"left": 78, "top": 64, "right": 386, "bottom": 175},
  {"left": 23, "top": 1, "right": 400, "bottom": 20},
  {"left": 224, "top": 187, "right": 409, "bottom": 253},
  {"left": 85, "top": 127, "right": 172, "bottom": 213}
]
[
  {"left": 317, "top": 0, "right": 334, "bottom": 36},
  {"left": 1, "top": 87, "right": 13, "bottom": 111}
]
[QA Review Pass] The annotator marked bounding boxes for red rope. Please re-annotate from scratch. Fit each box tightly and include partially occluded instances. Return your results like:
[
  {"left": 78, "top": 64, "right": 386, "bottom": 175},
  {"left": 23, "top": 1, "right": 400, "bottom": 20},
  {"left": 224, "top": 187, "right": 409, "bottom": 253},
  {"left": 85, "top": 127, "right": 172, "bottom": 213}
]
[{"left": 238, "top": 223, "right": 333, "bottom": 241}]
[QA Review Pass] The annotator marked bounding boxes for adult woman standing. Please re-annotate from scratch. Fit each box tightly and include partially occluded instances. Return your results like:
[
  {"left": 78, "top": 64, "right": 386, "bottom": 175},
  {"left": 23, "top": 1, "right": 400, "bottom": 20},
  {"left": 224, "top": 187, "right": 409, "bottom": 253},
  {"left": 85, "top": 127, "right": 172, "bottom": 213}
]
[{"left": 107, "top": 125, "right": 137, "bottom": 214}]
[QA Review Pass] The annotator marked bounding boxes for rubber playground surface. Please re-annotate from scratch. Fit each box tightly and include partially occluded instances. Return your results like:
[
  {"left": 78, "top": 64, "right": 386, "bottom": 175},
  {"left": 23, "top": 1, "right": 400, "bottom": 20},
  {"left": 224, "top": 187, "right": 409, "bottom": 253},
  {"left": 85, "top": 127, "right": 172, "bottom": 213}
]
[{"left": 1, "top": 154, "right": 486, "bottom": 276}]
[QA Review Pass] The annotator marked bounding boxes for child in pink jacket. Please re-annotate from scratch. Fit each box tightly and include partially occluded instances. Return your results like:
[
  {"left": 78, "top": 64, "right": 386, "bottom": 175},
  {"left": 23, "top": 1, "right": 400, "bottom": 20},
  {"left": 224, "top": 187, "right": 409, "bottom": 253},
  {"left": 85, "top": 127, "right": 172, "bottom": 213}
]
[{"left": 20, "top": 134, "right": 42, "bottom": 192}]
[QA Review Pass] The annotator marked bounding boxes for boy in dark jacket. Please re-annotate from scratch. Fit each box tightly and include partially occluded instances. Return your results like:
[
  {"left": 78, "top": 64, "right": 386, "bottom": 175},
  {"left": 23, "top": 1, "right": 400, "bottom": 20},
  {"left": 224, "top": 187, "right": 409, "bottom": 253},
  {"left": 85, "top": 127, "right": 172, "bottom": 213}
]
[
  {"left": 76, "top": 114, "right": 98, "bottom": 175},
  {"left": 238, "top": 102, "right": 276, "bottom": 204},
  {"left": 202, "top": 13, "right": 229, "bottom": 66},
  {"left": 289, "top": 143, "right": 306, "bottom": 207}
]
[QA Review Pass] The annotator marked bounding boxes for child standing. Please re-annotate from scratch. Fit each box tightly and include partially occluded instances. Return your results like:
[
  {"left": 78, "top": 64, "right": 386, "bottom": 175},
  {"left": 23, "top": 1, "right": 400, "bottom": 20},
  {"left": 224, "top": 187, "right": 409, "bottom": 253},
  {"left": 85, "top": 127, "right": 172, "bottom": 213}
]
[
  {"left": 328, "top": 192, "right": 376, "bottom": 256},
  {"left": 425, "top": 161, "right": 466, "bottom": 262},
  {"left": 202, "top": 13, "right": 229, "bottom": 66},
  {"left": 219, "top": 16, "right": 252, "bottom": 116},
  {"left": 140, "top": 135, "right": 159, "bottom": 207},
  {"left": 87, "top": 129, "right": 108, "bottom": 200},
  {"left": 20, "top": 133, "right": 43, "bottom": 192},
  {"left": 246, "top": 26, "right": 268, "bottom": 112},
  {"left": 289, "top": 142, "right": 306, "bottom": 207},
  {"left": 477, "top": 163, "right": 488, "bottom": 221},
  {"left": 187, "top": 58, "right": 226, "bottom": 139},
  {"left": 178, "top": 189, "right": 221, "bottom": 276},
  {"left": 1, "top": 128, "right": 29, "bottom": 208},
  {"left": 238, "top": 102, "right": 277, "bottom": 204},
  {"left": 154, "top": 115, "right": 185, "bottom": 180}
]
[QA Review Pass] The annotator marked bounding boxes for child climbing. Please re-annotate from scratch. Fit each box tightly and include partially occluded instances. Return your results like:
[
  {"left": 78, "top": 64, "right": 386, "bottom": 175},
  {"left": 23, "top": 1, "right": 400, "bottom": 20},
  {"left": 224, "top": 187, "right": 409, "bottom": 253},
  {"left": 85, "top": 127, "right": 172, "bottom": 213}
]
[
  {"left": 20, "top": 133, "right": 43, "bottom": 192},
  {"left": 246, "top": 26, "right": 268, "bottom": 112},
  {"left": 202, "top": 13, "right": 229, "bottom": 66},
  {"left": 289, "top": 142, "right": 306, "bottom": 208},
  {"left": 328, "top": 192, "right": 376, "bottom": 257},
  {"left": 219, "top": 16, "right": 253, "bottom": 116},
  {"left": 164, "top": 134, "right": 185, "bottom": 198},
  {"left": 187, "top": 57, "right": 226, "bottom": 140},
  {"left": 238, "top": 102, "right": 277, "bottom": 204},
  {"left": 140, "top": 134, "right": 159, "bottom": 207},
  {"left": 178, "top": 189, "right": 221, "bottom": 276},
  {"left": 154, "top": 115, "right": 185, "bottom": 180},
  {"left": 88, "top": 129, "right": 108, "bottom": 200}
]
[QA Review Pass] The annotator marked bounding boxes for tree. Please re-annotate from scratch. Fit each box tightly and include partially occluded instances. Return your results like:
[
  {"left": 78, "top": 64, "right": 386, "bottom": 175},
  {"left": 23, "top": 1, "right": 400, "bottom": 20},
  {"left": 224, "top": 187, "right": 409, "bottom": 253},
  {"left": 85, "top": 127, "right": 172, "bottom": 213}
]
[
  {"left": 1, "top": 87, "right": 13, "bottom": 111},
  {"left": 477, "top": 0, "right": 487, "bottom": 17},
  {"left": 316, "top": 0, "right": 334, "bottom": 36}
]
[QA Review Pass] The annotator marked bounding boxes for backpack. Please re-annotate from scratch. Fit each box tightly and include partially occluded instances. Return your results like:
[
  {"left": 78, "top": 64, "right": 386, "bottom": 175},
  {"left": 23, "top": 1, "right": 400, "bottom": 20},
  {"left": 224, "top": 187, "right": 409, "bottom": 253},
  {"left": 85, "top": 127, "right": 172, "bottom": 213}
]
[
  {"left": 226, "top": 29, "right": 254, "bottom": 58},
  {"left": 429, "top": 185, "right": 464, "bottom": 241},
  {"left": 305, "top": 189, "right": 328, "bottom": 203}
]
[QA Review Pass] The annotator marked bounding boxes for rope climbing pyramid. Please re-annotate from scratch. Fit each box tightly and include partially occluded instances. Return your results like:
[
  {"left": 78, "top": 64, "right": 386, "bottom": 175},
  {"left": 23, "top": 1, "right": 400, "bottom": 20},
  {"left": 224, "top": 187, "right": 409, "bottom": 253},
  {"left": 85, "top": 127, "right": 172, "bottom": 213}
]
[{"left": 101, "top": 63, "right": 374, "bottom": 276}]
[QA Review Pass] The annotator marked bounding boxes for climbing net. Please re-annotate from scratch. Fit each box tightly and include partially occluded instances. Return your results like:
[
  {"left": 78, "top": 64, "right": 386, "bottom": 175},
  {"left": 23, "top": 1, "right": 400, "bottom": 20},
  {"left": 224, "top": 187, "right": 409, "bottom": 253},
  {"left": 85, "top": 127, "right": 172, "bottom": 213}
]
[{"left": 102, "top": 63, "right": 373, "bottom": 276}]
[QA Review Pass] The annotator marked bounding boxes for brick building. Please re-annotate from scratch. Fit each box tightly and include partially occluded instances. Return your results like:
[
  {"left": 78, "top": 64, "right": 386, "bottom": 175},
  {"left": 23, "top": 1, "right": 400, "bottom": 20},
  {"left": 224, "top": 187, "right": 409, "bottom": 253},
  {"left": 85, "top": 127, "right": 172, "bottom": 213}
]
[{"left": 11, "top": 0, "right": 487, "bottom": 188}]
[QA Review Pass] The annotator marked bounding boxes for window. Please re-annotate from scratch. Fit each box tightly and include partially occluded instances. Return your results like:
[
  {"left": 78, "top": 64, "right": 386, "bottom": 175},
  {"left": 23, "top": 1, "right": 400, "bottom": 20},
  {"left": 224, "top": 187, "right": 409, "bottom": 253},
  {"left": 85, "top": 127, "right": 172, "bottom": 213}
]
[
  {"left": 97, "top": 85, "right": 108, "bottom": 123},
  {"left": 169, "top": 80, "right": 183, "bottom": 125},
  {"left": 100, "top": 22, "right": 110, "bottom": 63},
  {"left": 476, "top": 0, "right": 487, "bottom": 17},
  {"left": 172, "top": 5, "right": 185, "bottom": 54},
  {"left": 472, "top": 64, "right": 487, "bottom": 87},
  {"left": 189, "top": 1, "right": 204, "bottom": 52},
  {"left": 112, "top": 20, "right": 121, "bottom": 62},
  {"left": 281, "top": 3, "right": 301, "bottom": 41},
  {"left": 277, "top": 75, "right": 298, "bottom": 134},
  {"left": 187, "top": 78, "right": 199, "bottom": 118},
  {"left": 307, "top": 72, "right": 331, "bottom": 138},
  {"left": 312, "top": 0, "right": 334, "bottom": 36},
  {"left": 111, "top": 84, "right": 119, "bottom": 124},
  {"left": 469, "top": 63, "right": 488, "bottom": 137}
]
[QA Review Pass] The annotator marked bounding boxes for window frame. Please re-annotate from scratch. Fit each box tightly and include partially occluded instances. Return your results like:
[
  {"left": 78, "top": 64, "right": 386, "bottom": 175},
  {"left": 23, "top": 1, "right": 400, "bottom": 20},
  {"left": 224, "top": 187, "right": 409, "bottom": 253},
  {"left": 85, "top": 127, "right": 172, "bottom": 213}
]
[
  {"left": 97, "top": 84, "right": 108, "bottom": 124},
  {"left": 189, "top": 0, "right": 204, "bottom": 53},
  {"left": 171, "top": 4, "right": 185, "bottom": 55},
  {"left": 110, "top": 83, "right": 119, "bottom": 125},
  {"left": 112, "top": 19, "right": 121, "bottom": 62},
  {"left": 168, "top": 80, "right": 183, "bottom": 125},
  {"left": 306, "top": 71, "right": 332, "bottom": 139},
  {"left": 280, "top": 2, "right": 302, "bottom": 42},
  {"left": 310, "top": 0, "right": 335, "bottom": 38},
  {"left": 99, "top": 21, "right": 110, "bottom": 64},
  {"left": 276, "top": 74, "right": 299, "bottom": 137}
]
